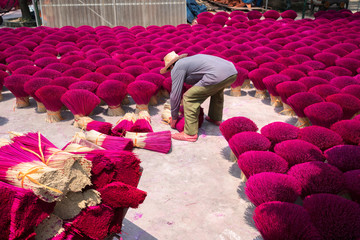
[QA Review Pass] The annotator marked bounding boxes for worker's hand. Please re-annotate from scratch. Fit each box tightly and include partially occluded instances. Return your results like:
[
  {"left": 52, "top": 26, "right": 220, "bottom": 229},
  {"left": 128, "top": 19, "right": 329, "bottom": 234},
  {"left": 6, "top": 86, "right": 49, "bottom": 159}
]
[{"left": 170, "top": 117, "right": 177, "bottom": 129}]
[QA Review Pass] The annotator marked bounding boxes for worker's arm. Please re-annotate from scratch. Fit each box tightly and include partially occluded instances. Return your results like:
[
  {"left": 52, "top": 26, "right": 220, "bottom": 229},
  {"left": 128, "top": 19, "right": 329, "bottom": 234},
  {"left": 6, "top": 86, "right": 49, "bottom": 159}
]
[{"left": 170, "top": 64, "right": 186, "bottom": 120}]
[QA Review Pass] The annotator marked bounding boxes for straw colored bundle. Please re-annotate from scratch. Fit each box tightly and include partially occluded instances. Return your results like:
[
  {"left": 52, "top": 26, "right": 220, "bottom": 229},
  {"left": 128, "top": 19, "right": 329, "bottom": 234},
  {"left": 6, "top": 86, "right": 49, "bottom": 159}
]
[
  {"left": 84, "top": 130, "right": 133, "bottom": 151},
  {"left": 112, "top": 112, "right": 136, "bottom": 137},
  {"left": 35, "top": 85, "right": 68, "bottom": 123},
  {"left": 161, "top": 101, "right": 172, "bottom": 124},
  {"left": 131, "top": 110, "right": 153, "bottom": 133},
  {"left": 125, "top": 130, "right": 171, "bottom": 154},
  {"left": 74, "top": 116, "right": 113, "bottom": 135}
]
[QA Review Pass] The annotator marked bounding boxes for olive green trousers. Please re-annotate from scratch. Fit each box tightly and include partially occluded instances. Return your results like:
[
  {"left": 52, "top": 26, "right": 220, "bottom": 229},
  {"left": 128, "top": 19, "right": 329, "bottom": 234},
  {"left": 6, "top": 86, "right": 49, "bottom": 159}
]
[{"left": 183, "top": 74, "right": 237, "bottom": 135}]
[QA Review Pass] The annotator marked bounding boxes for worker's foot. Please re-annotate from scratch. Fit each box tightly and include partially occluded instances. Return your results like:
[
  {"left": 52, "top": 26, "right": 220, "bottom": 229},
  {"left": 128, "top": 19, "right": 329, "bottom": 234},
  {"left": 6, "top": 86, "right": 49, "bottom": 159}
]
[
  {"left": 171, "top": 132, "right": 198, "bottom": 142},
  {"left": 205, "top": 116, "right": 222, "bottom": 126}
]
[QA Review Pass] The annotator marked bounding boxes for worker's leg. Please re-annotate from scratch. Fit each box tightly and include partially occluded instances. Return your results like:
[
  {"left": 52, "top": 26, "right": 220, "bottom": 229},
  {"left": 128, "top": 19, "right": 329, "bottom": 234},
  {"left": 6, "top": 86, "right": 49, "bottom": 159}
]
[
  {"left": 183, "top": 86, "right": 209, "bottom": 135},
  {"left": 208, "top": 74, "right": 237, "bottom": 122}
]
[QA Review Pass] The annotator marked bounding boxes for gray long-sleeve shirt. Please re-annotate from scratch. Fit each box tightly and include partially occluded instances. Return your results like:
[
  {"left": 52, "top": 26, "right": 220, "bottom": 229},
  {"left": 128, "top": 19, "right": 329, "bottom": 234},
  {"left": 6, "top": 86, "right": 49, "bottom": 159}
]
[{"left": 170, "top": 54, "right": 237, "bottom": 119}]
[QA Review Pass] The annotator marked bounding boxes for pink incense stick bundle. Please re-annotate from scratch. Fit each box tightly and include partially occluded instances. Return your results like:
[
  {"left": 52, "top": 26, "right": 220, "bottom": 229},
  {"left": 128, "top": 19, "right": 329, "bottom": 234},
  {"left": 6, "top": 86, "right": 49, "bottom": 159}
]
[
  {"left": 112, "top": 113, "right": 136, "bottom": 137},
  {"left": 263, "top": 74, "right": 291, "bottom": 107},
  {"left": 344, "top": 170, "right": 360, "bottom": 203},
  {"left": 70, "top": 204, "right": 114, "bottom": 240},
  {"left": 68, "top": 81, "right": 99, "bottom": 93},
  {"left": 51, "top": 76, "right": 79, "bottom": 89},
  {"left": 304, "top": 102, "right": 344, "bottom": 128},
  {"left": 127, "top": 80, "right": 157, "bottom": 113},
  {"left": 24, "top": 77, "right": 52, "bottom": 113},
  {"left": 74, "top": 116, "right": 113, "bottom": 134},
  {"left": 79, "top": 72, "right": 107, "bottom": 84},
  {"left": 130, "top": 110, "right": 153, "bottom": 133},
  {"left": 35, "top": 85, "right": 68, "bottom": 122},
  {"left": 33, "top": 69, "right": 62, "bottom": 79},
  {"left": 0, "top": 181, "right": 56, "bottom": 240},
  {"left": 135, "top": 73, "right": 165, "bottom": 105},
  {"left": 253, "top": 202, "right": 322, "bottom": 240},
  {"left": 248, "top": 68, "right": 276, "bottom": 99},
  {"left": 96, "top": 80, "right": 127, "bottom": 116},
  {"left": 61, "top": 89, "right": 101, "bottom": 121},
  {"left": 297, "top": 126, "right": 344, "bottom": 151},
  {"left": 303, "top": 193, "right": 360, "bottom": 240},
  {"left": 230, "top": 67, "right": 249, "bottom": 97},
  {"left": 4, "top": 74, "right": 31, "bottom": 108},
  {"left": 0, "top": 70, "right": 9, "bottom": 101},
  {"left": 125, "top": 130, "right": 172, "bottom": 154},
  {"left": 324, "top": 145, "right": 360, "bottom": 172},
  {"left": 85, "top": 150, "right": 141, "bottom": 188},
  {"left": 220, "top": 117, "right": 258, "bottom": 142},
  {"left": 330, "top": 120, "right": 360, "bottom": 145},
  {"left": 326, "top": 93, "right": 360, "bottom": 120},
  {"left": 85, "top": 130, "right": 133, "bottom": 151},
  {"left": 288, "top": 161, "right": 344, "bottom": 198},
  {"left": 229, "top": 132, "right": 271, "bottom": 159},
  {"left": 97, "top": 182, "right": 147, "bottom": 208},
  {"left": 245, "top": 172, "right": 301, "bottom": 206},
  {"left": 13, "top": 65, "right": 41, "bottom": 75}
]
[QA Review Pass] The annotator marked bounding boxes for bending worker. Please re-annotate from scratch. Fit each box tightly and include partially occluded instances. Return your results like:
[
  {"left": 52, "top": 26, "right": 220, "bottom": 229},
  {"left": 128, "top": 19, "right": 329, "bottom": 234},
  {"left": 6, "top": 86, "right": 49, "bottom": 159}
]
[{"left": 160, "top": 51, "right": 238, "bottom": 142}]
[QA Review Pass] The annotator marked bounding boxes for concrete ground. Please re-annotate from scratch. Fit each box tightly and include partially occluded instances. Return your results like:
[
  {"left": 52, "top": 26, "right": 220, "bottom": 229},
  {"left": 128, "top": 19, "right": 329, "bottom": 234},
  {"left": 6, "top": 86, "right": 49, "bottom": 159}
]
[{"left": 0, "top": 86, "right": 295, "bottom": 240}]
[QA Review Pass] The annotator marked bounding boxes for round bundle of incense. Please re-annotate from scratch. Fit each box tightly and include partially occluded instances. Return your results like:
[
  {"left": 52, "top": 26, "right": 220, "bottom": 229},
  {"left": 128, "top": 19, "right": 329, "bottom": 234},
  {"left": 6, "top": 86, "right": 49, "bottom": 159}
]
[
  {"left": 0, "top": 70, "right": 8, "bottom": 101},
  {"left": 51, "top": 76, "right": 79, "bottom": 89},
  {"left": 112, "top": 112, "right": 136, "bottom": 136},
  {"left": 125, "top": 130, "right": 172, "bottom": 154},
  {"left": 162, "top": 77, "right": 172, "bottom": 98},
  {"left": 127, "top": 80, "right": 157, "bottom": 113},
  {"left": 276, "top": 81, "right": 307, "bottom": 117},
  {"left": 0, "top": 141, "right": 69, "bottom": 202},
  {"left": 61, "top": 89, "right": 101, "bottom": 121},
  {"left": 74, "top": 116, "right": 113, "bottom": 135},
  {"left": 69, "top": 81, "right": 99, "bottom": 93},
  {"left": 4, "top": 74, "right": 31, "bottom": 108},
  {"left": 24, "top": 77, "right": 52, "bottom": 113},
  {"left": 263, "top": 74, "right": 290, "bottom": 107},
  {"left": 130, "top": 110, "right": 153, "bottom": 133},
  {"left": 35, "top": 85, "right": 68, "bottom": 123},
  {"left": 230, "top": 67, "right": 248, "bottom": 97},
  {"left": 135, "top": 73, "right": 165, "bottom": 105},
  {"left": 96, "top": 80, "right": 127, "bottom": 116},
  {"left": 344, "top": 170, "right": 360, "bottom": 203},
  {"left": 248, "top": 68, "right": 276, "bottom": 99},
  {"left": 85, "top": 130, "right": 133, "bottom": 151}
]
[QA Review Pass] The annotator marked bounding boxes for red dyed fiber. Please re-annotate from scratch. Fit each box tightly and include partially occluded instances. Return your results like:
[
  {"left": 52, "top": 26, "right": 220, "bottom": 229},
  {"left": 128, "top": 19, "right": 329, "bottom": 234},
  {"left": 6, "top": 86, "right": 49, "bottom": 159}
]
[
  {"left": 341, "top": 84, "right": 360, "bottom": 99},
  {"left": 219, "top": 117, "right": 258, "bottom": 142},
  {"left": 330, "top": 76, "right": 360, "bottom": 89},
  {"left": 308, "top": 84, "right": 340, "bottom": 99},
  {"left": 112, "top": 119, "right": 134, "bottom": 137},
  {"left": 303, "top": 193, "right": 360, "bottom": 240},
  {"left": 61, "top": 89, "right": 101, "bottom": 117},
  {"left": 263, "top": 74, "right": 290, "bottom": 96},
  {"left": 238, "top": 151, "right": 288, "bottom": 179},
  {"left": 331, "top": 120, "right": 360, "bottom": 145},
  {"left": 69, "top": 81, "right": 98, "bottom": 93},
  {"left": 98, "top": 182, "right": 147, "bottom": 208},
  {"left": 33, "top": 69, "right": 62, "bottom": 79},
  {"left": 127, "top": 81, "right": 157, "bottom": 105},
  {"left": 71, "top": 204, "right": 114, "bottom": 240},
  {"left": 326, "top": 66, "right": 352, "bottom": 76},
  {"left": 288, "top": 161, "right": 344, "bottom": 197},
  {"left": 86, "top": 121, "right": 113, "bottom": 135},
  {"left": 259, "top": 62, "right": 287, "bottom": 74},
  {"left": 324, "top": 145, "right": 360, "bottom": 172},
  {"left": 248, "top": 68, "right": 276, "bottom": 91},
  {"left": 34, "top": 57, "right": 59, "bottom": 68},
  {"left": 7, "top": 60, "right": 34, "bottom": 73},
  {"left": 326, "top": 93, "right": 360, "bottom": 119},
  {"left": 229, "top": 132, "right": 271, "bottom": 158},
  {"left": 80, "top": 72, "right": 107, "bottom": 84},
  {"left": 122, "top": 65, "right": 149, "bottom": 78},
  {"left": 51, "top": 76, "right": 79, "bottom": 89},
  {"left": 343, "top": 170, "right": 360, "bottom": 203},
  {"left": 12, "top": 66, "right": 40, "bottom": 76},
  {"left": 108, "top": 73, "right": 135, "bottom": 86},
  {"left": 24, "top": 77, "right": 52, "bottom": 102},
  {"left": 63, "top": 67, "right": 92, "bottom": 78},
  {"left": 245, "top": 172, "right": 301, "bottom": 206},
  {"left": 45, "top": 63, "right": 72, "bottom": 73},
  {"left": 274, "top": 139, "right": 325, "bottom": 167},
  {"left": 304, "top": 102, "right": 343, "bottom": 128},
  {"left": 72, "top": 59, "right": 97, "bottom": 71},
  {"left": 253, "top": 202, "right": 321, "bottom": 240},
  {"left": 96, "top": 80, "right": 127, "bottom": 107},
  {"left": 136, "top": 72, "right": 165, "bottom": 90},
  {"left": 276, "top": 81, "right": 307, "bottom": 104},
  {"left": 247, "top": 10, "right": 262, "bottom": 20},
  {"left": 35, "top": 85, "right": 67, "bottom": 111},
  {"left": 279, "top": 68, "right": 307, "bottom": 81},
  {"left": 260, "top": 122, "right": 299, "bottom": 148}
]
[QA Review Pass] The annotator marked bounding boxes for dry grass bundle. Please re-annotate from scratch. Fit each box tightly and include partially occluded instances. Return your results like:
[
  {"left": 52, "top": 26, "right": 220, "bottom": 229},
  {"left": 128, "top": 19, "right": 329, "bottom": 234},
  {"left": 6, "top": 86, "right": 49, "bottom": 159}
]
[
  {"left": 61, "top": 89, "right": 101, "bottom": 120},
  {"left": 112, "top": 112, "right": 136, "bottom": 137},
  {"left": 96, "top": 80, "right": 127, "bottom": 116},
  {"left": 85, "top": 130, "right": 133, "bottom": 151},
  {"left": 125, "top": 130, "right": 171, "bottom": 154}
]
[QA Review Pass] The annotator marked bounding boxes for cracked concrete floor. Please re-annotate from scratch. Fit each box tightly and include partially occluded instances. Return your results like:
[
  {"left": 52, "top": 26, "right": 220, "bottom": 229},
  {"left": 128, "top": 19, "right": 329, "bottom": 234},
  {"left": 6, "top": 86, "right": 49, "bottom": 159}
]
[{"left": 0, "top": 86, "right": 296, "bottom": 240}]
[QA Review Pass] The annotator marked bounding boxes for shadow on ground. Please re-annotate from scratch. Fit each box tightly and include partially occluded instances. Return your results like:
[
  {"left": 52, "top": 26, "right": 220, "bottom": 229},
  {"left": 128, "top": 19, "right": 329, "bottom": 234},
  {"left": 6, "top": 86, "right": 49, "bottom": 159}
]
[
  {"left": 120, "top": 219, "right": 158, "bottom": 240},
  {"left": 0, "top": 116, "right": 8, "bottom": 126}
]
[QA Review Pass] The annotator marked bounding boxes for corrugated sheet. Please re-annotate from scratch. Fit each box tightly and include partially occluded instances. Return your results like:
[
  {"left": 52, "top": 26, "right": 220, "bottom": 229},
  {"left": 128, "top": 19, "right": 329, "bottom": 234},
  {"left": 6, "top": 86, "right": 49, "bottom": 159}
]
[{"left": 39, "top": 0, "right": 187, "bottom": 28}]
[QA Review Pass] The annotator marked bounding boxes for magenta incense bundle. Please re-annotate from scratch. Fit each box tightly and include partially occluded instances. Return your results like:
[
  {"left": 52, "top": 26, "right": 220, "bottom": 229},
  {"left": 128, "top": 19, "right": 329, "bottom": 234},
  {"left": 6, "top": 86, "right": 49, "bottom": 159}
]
[
  {"left": 0, "top": 70, "right": 8, "bottom": 101},
  {"left": 344, "top": 170, "right": 360, "bottom": 203},
  {"left": 24, "top": 77, "right": 52, "bottom": 113},
  {"left": 254, "top": 202, "right": 322, "bottom": 240},
  {"left": 61, "top": 89, "right": 101, "bottom": 122},
  {"left": 324, "top": 145, "right": 360, "bottom": 172},
  {"left": 260, "top": 122, "right": 299, "bottom": 150},
  {"left": 125, "top": 130, "right": 172, "bottom": 154},
  {"left": 73, "top": 116, "right": 113, "bottom": 135},
  {"left": 135, "top": 72, "right": 165, "bottom": 105},
  {"left": 35, "top": 85, "right": 68, "bottom": 122},
  {"left": 96, "top": 80, "right": 127, "bottom": 116},
  {"left": 127, "top": 80, "right": 157, "bottom": 113},
  {"left": 4, "top": 74, "right": 31, "bottom": 108},
  {"left": 263, "top": 74, "right": 290, "bottom": 107},
  {"left": 130, "top": 110, "right": 153, "bottom": 133},
  {"left": 219, "top": 117, "right": 258, "bottom": 142},
  {"left": 112, "top": 113, "right": 136, "bottom": 137},
  {"left": 229, "top": 132, "right": 271, "bottom": 159},
  {"left": 85, "top": 130, "right": 133, "bottom": 151},
  {"left": 248, "top": 68, "right": 276, "bottom": 99},
  {"left": 245, "top": 172, "right": 301, "bottom": 206},
  {"left": 98, "top": 182, "right": 147, "bottom": 208},
  {"left": 69, "top": 81, "right": 98, "bottom": 93},
  {"left": 288, "top": 161, "right": 344, "bottom": 198},
  {"left": 298, "top": 126, "right": 344, "bottom": 151}
]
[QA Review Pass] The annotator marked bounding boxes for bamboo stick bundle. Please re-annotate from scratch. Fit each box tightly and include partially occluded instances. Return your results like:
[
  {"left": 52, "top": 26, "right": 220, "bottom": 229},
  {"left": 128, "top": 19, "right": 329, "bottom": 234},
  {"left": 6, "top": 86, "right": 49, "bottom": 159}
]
[
  {"left": 125, "top": 130, "right": 172, "bottom": 154},
  {"left": 73, "top": 116, "right": 113, "bottom": 135},
  {"left": 131, "top": 110, "right": 153, "bottom": 132},
  {"left": 84, "top": 130, "right": 133, "bottom": 151},
  {"left": 112, "top": 112, "right": 136, "bottom": 137}
]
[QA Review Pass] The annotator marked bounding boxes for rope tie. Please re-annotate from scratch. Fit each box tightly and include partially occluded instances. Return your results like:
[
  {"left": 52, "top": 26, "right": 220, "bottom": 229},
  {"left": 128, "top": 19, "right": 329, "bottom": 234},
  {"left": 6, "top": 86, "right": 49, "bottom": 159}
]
[
  {"left": 95, "top": 133, "right": 104, "bottom": 145},
  {"left": 134, "top": 133, "right": 140, "bottom": 147},
  {"left": 20, "top": 132, "right": 46, "bottom": 164},
  {"left": 109, "top": 104, "right": 121, "bottom": 109},
  {"left": 136, "top": 105, "right": 148, "bottom": 110},
  {"left": 17, "top": 166, "right": 63, "bottom": 194}
]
